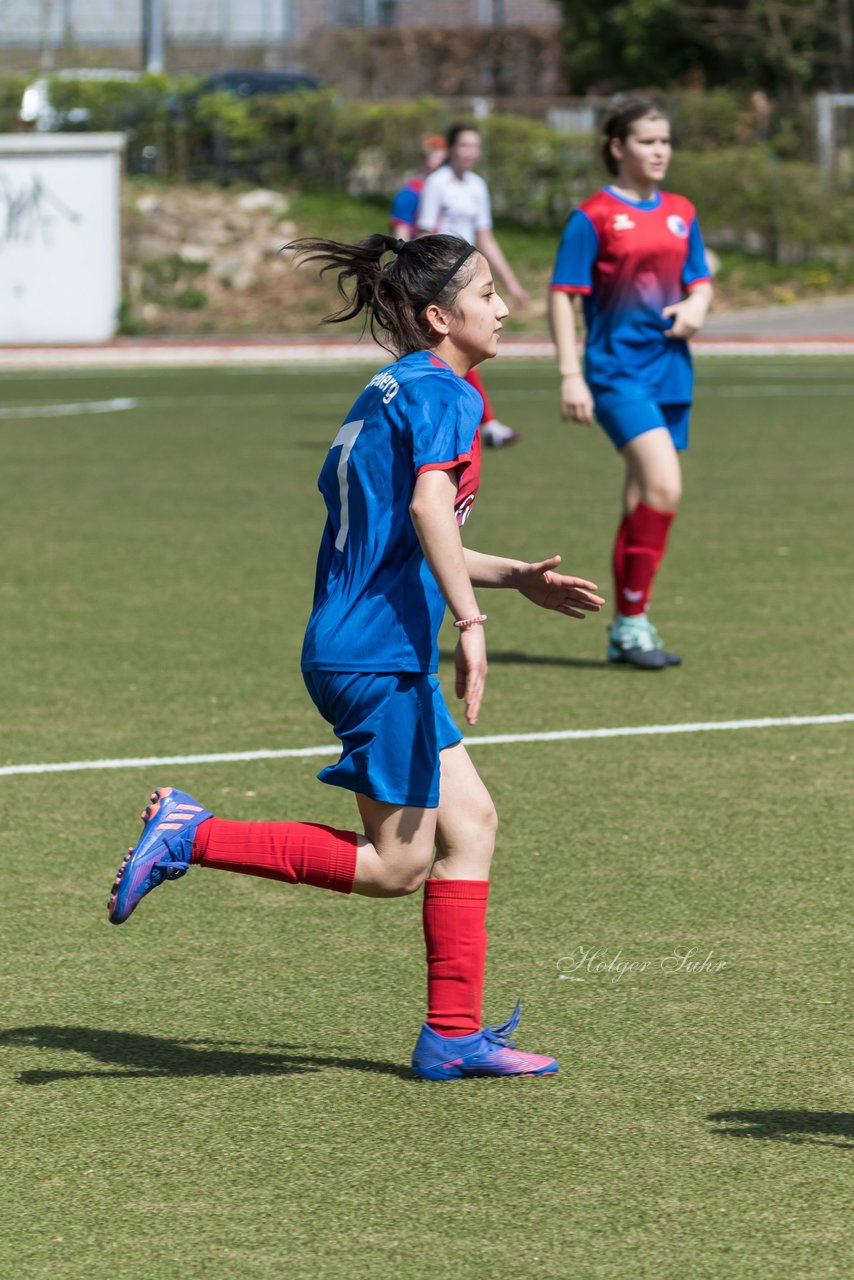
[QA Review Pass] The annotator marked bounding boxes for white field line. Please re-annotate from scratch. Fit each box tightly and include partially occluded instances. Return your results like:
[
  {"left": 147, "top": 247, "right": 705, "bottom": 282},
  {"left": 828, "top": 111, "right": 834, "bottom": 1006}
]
[
  {"left": 5, "top": 381, "right": 854, "bottom": 419},
  {"left": 2, "top": 712, "right": 853, "bottom": 779},
  {"left": 0, "top": 397, "right": 137, "bottom": 419}
]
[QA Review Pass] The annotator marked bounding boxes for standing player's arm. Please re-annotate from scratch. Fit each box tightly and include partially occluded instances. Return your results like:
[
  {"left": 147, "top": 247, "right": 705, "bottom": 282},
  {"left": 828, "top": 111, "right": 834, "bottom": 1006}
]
[
  {"left": 549, "top": 289, "right": 594, "bottom": 424},
  {"left": 663, "top": 281, "right": 713, "bottom": 340},
  {"left": 475, "top": 229, "right": 528, "bottom": 309},
  {"left": 464, "top": 549, "right": 604, "bottom": 618},
  {"left": 390, "top": 221, "right": 415, "bottom": 241},
  {"left": 410, "top": 468, "right": 487, "bottom": 726}
]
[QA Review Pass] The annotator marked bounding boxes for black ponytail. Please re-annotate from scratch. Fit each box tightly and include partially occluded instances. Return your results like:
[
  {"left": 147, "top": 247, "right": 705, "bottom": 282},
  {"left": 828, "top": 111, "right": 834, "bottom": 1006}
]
[{"left": 285, "top": 232, "right": 478, "bottom": 356}]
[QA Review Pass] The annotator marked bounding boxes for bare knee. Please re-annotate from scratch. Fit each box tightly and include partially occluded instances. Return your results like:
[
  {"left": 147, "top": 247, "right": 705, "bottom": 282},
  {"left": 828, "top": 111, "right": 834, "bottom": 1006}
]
[
  {"left": 480, "top": 800, "right": 499, "bottom": 850},
  {"left": 440, "top": 797, "right": 499, "bottom": 867},
  {"left": 641, "top": 480, "right": 681, "bottom": 512},
  {"left": 370, "top": 859, "right": 431, "bottom": 898}
]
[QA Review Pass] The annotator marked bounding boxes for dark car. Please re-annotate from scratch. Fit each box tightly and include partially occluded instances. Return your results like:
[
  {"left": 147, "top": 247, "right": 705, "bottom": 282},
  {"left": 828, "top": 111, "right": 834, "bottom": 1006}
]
[{"left": 193, "top": 69, "right": 320, "bottom": 100}]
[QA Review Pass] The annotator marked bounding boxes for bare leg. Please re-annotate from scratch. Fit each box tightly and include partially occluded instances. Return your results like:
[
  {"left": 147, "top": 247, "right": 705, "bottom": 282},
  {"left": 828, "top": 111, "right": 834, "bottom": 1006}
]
[
  {"left": 621, "top": 427, "right": 682, "bottom": 514},
  {"left": 432, "top": 742, "right": 497, "bottom": 880},
  {"left": 351, "top": 795, "right": 438, "bottom": 898}
]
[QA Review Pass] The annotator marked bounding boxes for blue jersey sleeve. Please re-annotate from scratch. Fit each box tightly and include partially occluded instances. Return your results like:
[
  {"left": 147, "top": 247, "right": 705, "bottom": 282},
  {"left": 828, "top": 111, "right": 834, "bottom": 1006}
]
[
  {"left": 410, "top": 377, "right": 482, "bottom": 473},
  {"left": 683, "top": 218, "right": 711, "bottom": 288},
  {"left": 551, "top": 209, "right": 599, "bottom": 292},
  {"left": 390, "top": 185, "right": 419, "bottom": 228}
]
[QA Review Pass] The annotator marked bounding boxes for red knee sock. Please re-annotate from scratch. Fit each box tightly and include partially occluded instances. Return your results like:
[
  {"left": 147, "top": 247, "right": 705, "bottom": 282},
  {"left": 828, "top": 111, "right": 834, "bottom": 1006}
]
[
  {"left": 192, "top": 817, "right": 357, "bottom": 894},
  {"left": 422, "top": 878, "right": 490, "bottom": 1037},
  {"left": 612, "top": 513, "right": 629, "bottom": 605},
  {"left": 614, "top": 502, "right": 675, "bottom": 617},
  {"left": 465, "top": 367, "right": 494, "bottom": 424}
]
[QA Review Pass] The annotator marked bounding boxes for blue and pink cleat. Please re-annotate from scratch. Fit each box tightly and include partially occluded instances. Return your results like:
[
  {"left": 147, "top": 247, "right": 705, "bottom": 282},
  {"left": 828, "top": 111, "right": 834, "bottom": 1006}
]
[
  {"left": 412, "top": 1001, "right": 558, "bottom": 1080},
  {"left": 107, "top": 787, "right": 213, "bottom": 924}
]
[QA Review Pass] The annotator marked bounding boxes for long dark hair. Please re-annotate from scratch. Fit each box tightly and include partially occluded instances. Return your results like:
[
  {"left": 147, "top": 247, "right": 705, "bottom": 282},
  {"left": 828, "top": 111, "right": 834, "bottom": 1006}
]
[
  {"left": 285, "top": 233, "right": 478, "bottom": 356},
  {"left": 601, "top": 96, "right": 668, "bottom": 175}
]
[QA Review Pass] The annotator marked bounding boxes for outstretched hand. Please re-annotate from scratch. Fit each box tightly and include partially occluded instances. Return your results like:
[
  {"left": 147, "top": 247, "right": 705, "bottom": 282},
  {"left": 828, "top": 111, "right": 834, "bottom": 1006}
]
[{"left": 516, "top": 557, "right": 605, "bottom": 619}]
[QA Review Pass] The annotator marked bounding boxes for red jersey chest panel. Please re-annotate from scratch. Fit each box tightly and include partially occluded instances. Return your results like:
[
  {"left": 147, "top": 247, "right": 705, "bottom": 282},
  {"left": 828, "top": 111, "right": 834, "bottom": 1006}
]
[{"left": 582, "top": 190, "right": 696, "bottom": 312}]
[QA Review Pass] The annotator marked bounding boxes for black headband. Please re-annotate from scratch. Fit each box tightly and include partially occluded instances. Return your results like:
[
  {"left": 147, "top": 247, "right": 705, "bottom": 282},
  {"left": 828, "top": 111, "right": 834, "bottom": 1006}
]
[{"left": 409, "top": 245, "right": 476, "bottom": 313}]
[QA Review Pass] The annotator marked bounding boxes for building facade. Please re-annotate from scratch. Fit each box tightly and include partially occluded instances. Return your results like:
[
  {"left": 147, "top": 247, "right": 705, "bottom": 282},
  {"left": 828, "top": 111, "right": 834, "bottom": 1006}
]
[{"left": 0, "top": 0, "right": 561, "bottom": 52}]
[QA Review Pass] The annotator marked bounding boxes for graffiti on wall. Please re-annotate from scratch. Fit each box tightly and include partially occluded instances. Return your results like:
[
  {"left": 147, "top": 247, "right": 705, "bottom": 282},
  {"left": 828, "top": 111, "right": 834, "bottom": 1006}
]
[{"left": 0, "top": 173, "right": 82, "bottom": 254}]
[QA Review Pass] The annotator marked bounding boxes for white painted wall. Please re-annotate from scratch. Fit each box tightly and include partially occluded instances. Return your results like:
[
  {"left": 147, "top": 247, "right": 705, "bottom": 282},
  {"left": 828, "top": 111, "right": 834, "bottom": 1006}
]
[{"left": 0, "top": 133, "right": 124, "bottom": 343}]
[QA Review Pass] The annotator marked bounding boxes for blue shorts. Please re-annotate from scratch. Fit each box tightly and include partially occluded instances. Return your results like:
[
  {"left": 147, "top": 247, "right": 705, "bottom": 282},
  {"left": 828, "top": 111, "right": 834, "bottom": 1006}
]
[
  {"left": 596, "top": 399, "right": 691, "bottom": 453},
  {"left": 302, "top": 670, "right": 463, "bottom": 809}
]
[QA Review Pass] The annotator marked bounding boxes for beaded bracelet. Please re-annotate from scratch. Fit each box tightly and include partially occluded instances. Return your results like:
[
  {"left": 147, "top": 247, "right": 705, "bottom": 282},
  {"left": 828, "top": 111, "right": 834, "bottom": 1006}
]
[{"left": 454, "top": 614, "right": 488, "bottom": 631}]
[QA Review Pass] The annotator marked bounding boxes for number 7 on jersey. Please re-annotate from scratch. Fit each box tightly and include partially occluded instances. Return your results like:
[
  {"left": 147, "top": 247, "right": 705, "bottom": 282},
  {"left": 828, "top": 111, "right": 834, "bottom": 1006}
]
[{"left": 331, "top": 418, "right": 364, "bottom": 551}]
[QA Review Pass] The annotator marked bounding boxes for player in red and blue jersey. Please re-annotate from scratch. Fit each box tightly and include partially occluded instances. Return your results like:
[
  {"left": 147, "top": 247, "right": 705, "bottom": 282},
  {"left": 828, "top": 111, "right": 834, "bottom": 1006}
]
[
  {"left": 107, "top": 232, "right": 604, "bottom": 1080},
  {"left": 389, "top": 133, "right": 447, "bottom": 241},
  {"left": 550, "top": 97, "right": 713, "bottom": 669}
]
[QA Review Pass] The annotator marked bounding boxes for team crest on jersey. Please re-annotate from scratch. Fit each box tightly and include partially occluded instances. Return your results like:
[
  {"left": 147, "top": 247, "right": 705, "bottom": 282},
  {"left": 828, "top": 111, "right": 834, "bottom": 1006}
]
[
  {"left": 666, "top": 214, "right": 688, "bottom": 239},
  {"left": 613, "top": 213, "right": 635, "bottom": 231}
]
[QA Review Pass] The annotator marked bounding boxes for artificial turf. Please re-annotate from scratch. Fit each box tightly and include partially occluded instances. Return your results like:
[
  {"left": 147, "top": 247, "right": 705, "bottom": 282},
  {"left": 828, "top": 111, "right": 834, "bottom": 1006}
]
[{"left": 1, "top": 357, "right": 852, "bottom": 1279}]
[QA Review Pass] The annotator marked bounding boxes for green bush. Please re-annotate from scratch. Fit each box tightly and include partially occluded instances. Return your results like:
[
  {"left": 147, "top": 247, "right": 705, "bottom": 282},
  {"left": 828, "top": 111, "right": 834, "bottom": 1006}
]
[
  {"left": 47, "top": 73, "right": 174, "bottom": 171},
  {"left": 670, "top": 148, "right": 854, "bottom": 261},
  {"left": 0, "top": 75, "right": 28, "bottom": 131},
  {"left": 1, "top": 74, "right": 849, "bottom": 264},
  {"left": 174, "top": 286, "right": 208, "bottom": 310},
  {"left": 668, "top": 88, "right": 748, "bottom": 151},
  {"left": 479, "top": 115, "right": 595, "bottom": 225}
]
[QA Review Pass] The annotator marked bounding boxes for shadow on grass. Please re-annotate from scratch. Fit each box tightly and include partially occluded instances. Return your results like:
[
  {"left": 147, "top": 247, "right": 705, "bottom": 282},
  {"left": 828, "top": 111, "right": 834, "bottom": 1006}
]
[
  {"left": 438, "top": 647, "right": 611, "bottom": 671},
  {"left": 708, "top": 1109, "right": 854, "bottom": 1150},
  {"left": 0, "top": 1024, "right": 412, "bottom": 1084}
]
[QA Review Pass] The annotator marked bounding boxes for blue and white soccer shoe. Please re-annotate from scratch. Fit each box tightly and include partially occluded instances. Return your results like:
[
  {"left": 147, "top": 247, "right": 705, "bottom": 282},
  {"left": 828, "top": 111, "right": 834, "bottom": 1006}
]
[
  {"left": 412, "top": 1000, "right": 558, "bottom": 1080},
  {"left": 107, "top": 787, "right": 213, "bottom": 924}
]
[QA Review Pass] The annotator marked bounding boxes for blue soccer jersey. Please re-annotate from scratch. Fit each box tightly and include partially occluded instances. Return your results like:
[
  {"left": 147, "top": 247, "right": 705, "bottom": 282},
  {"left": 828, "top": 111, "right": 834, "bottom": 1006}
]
[
  {"left": 389, "top": 176, "right": 424, "bottom": 231},
  {"left": 551, "top": 187, "right": 710, "bottom": 406},
  {"left": 301, "top": 351, "right": 483, "bottom": 674}
]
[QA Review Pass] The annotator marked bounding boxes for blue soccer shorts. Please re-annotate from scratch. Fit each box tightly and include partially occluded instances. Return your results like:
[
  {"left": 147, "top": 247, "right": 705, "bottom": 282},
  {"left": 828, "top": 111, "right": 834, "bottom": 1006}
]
[
  {"left": 302, "top": 670, "right": 463, "bottom": 808},
  {"left": 596, "top": 399, "right": 691, "bottom": 453}
]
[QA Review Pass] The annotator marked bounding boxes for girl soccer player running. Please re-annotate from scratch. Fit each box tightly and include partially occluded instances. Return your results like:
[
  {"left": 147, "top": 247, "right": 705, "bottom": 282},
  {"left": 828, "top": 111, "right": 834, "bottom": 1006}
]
[
  {"left": 549, "top": 97, "right": 713, "bottom": 669},
  {"left": 107, "top": 233, "right": 604, "bottom": 1081}
]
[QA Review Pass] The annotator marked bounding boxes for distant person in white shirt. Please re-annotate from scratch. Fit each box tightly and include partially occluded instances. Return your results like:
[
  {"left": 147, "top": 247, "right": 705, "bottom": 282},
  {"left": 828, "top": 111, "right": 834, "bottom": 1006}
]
[{"left": 417, "top": 123, "right": 528, "bottom": 448}]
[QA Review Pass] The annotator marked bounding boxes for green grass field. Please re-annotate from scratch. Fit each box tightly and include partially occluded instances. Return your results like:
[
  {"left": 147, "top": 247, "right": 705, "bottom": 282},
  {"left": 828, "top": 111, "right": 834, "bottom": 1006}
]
[{"left": 1, "top": 356, "right": 853, "bottom": 1279}]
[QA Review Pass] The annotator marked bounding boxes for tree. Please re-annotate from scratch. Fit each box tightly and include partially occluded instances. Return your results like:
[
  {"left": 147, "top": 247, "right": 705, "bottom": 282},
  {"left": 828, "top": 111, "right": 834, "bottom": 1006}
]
[
  {"left": 556, "top": 0, "right": 854, "bottom": 93},
  {"left": 556, "top": 0, "right": 710, "bottom": 90}
]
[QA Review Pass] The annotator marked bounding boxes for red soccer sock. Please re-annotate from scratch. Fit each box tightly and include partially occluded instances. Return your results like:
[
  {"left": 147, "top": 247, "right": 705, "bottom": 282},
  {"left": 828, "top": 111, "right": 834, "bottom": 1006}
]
[
  {"left": 192, "top": 817, "right": 357, "bottom": 894},
  {"left": 465, "top": 367, "right": 495, "bottom": 424},
  {"left": 422, "top": 878, "right": 490, "bottom": 1037},
  {"left": 612, "top": 513, "right": 629, "bottom": 607},
  {"left": 618, "top": 502, "right": 675, "bottom": 617}
]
